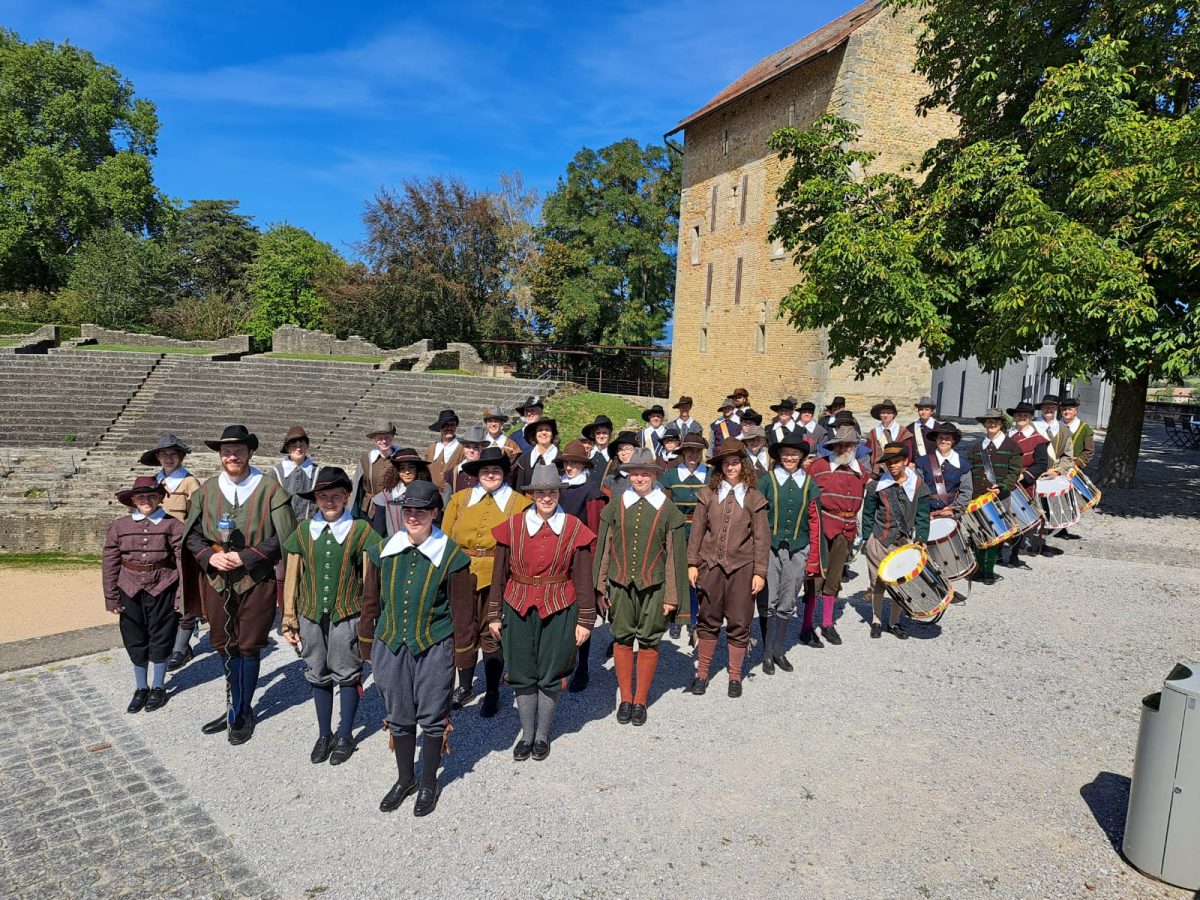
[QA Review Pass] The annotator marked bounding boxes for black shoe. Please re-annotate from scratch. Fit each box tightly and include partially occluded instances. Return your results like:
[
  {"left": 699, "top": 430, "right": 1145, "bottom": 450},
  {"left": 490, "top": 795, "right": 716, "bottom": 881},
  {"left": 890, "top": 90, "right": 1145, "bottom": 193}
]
[
  {"left": 310, "top": 735, "right": 335, "bottom": 764},
  {"left": 616, "top": 701, "right": 633, "bottom": 724},
  {"left": 145, "top": 687, "right": 168, "bottom": 712},
  {"left": 689, "top": 677, "right": 709, "bottom": 696},
  {"left": 630, "top": 704, "right": 648, "bottom": 726},
  {"left": 870, "top": 622, "right": 882, "bottom": 639},
  {"left": 1060, "top": 531, "right": 1082, "bottom": 540},
  {"left": 513, "top": 740, "right": 532, "bottom": 761},
  {"left": 668, "top": 623, "right": 682, "bottom": 640},
  {"left": 774, "top": 654, "right": 793, "bottom": 673},
  {"left": 228, "top": 711, "right": 255, "bottom": 746},
  {"left": 888, "top": 624, "right": 909, "bottom": 640},
  {"left": 1040, "top": 545, "right": 1064, "bottom": 557},
  {"left": 799, "top": 628, "right": 823, "bottom": 649},
  {"left": 568, "top": 670, "right": 589, "bottom": 693},
  {"left": 604, "top": 640, "right": 614, "bottom": 660},
  {"left": 413, "top": 786, "right": 439, "bottom": 817},
  {"left": 451, "top": 685, "right": 476, "bottom": 709},
  {"left": 981, "top": 572, "right": 1001, "bottom": 585},
  {"left": 531, "top": 740, "right": 551, "bottom": 760},
  {"left": 379, "top": 779, "right": 417, "bottom": 812},
  {"left": 166, "top": 646, "right": 193, "bottom": 672},
  {"left": 822, "top": 625, "right": 842, "bottom": 646},
  {"left": 951, "top": 591, "right": 966, "bottom": 604},
  {"left": 329, "top": 737, "right": 355, "bottom": 766},
  {"left": 201, "top": 712, "right": 229, "bottom": 734},
  {"left": 728, "top": 681, "right": 743, "bottom": 699},
  {"left": 479, "top": 692, "right": 499, "bottom": 718},
  {"left": 127, "top": 689, "right": 149, "bottom": 714},
  {"left": 761, "top": 654, "right": 775, "bottom": 675}
]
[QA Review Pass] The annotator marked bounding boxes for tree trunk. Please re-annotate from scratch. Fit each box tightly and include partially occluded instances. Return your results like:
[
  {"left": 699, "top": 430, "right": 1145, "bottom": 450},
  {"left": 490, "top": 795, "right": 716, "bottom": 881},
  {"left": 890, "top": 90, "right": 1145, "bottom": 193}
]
[{"left": 1097, "top": 371, "right": 1149, "bottom": 488}]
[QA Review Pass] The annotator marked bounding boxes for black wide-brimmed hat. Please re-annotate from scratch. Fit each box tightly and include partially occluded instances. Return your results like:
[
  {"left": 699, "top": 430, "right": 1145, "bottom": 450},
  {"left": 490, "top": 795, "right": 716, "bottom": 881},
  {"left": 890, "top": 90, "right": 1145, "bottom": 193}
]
[
  {"left": 768, "top": 430, "right": 811, "bottom": 461},
  {"left": 611, "top": 430, "right": 640, "bottom": 449},
  {"left": 877, "top": 441, "right": 909, "bottom": 465},
  {"left": 798, "top": 401, "right": 816, "bottom": 414},
  {"left": 205, "top": 425, "right": 259, "bottom": 453},
  {"left": 139, "top": 432, "right": 192, "bottom": 467},
  {"left": 740, "top": 408, "right": 763, "bottom": 426},
  {"left": 870, "top": 400, "right": 898, "bottom": 419},
  {"left": 429, "top": 409, "right": 459, "bottom": 432},
  {"left": 116, "top": 475, "right": 168, "bottom": 508},
  {"left": 1006, "top": 401, "right": 1037, "bottom": 417},
  {"left": 523, "top": 417, "right": 558, "bottom": 444},
  {"left": 389, "top": 448, "right": 430, "bottom": 472},
  {"left": 770, "top": 398, "right": 796, "bottom": 413},
  {"left": 830, "top": 396, "right": 847, "bottom": 408},
  {"left": 515, "top": 395, "right": 544, "bottom": 414},
  {"left": 661, "top": 424, "right": 682, "bottom": 442},
  {"left": 297, "top": 466, "right": 353, "bottom": 500},
  {"left": 641, "top": 404, "right": 666, "bottom": 423},
  {"left": 1059, "top": 397, "right": 1080, "bottom": 409},
  {"left": 462, "top": 446, "right": 512, "bottom": 477},
  {"left": 1037, "top": 393, "right": 1060, "bottom": 408},
  {"left": 582, "top": 415, "right": 613, "bottom": 441},
  {"left": 401, "top": 480, "right": 443, "bottom": 510},
  {"left": 928, "top": 421, "right": 963, "bottom": 445}
]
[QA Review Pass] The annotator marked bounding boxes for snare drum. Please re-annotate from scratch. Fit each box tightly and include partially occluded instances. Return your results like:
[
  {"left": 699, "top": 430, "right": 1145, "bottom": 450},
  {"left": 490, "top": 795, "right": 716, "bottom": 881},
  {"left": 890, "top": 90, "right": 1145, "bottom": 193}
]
[
  {"left": 1009, "top": 485, "right": 1044, "bottom": 535},
  {"left": 962, "top": 491, "right": 1020, "bottom": 549},
  {"left": 878, "top": 543, "right": 954, "bottom": 622},
  {"left": 925, "top": 518, "right": 977, "bottom": 580},
  {"left": 1068, "top": 465, "right": 1101, "bottom": 512},
  {"left": 1036, "top": 475, "right": 1081, "bottom": 531}
]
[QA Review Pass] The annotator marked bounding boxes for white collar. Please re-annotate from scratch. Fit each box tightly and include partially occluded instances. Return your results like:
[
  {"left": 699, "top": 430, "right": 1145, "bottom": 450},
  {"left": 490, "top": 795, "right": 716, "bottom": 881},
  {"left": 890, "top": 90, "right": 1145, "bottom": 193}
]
[
  {"left": 934, "top": 449, "right": 961, "bottom": 468},
  {"left": 564, "top": 470, "right": 589, "bottom": 486},
  {"left": 876, "top": 471, "right": 918, "bottom": 501},
  {"left": 773, "top": 466, "right": 806, "bottom": 487},
  {"left": 489, "top": 433, "right": 508, "bottom": 447},
  {"left": 674, "top": 417, "right": 691, "bottom": 428},
  {"left": 217, "top": 468, "right": 263, "bottom": 506},
  {"left": 773, "top": 420, "right": 795, "bottom": 433},
  {"left": 1015, "top": 425, "right": 1036, "bottom": 438},
  {"left": 433, "top": 438, "right": 461, "bottom": 462},
  {"left": 751, "top": 449, "right": 769, "bottom": 466},
  {"left": 158, "top": 468, "right": 189, "bottom": 489},
  {"left": 622, "top": 487, "right": 666, "bottom": 509},
  {"left": 676, "top": 463, "right": 707, "bottom": 481},
  {"left": 524, "top": 507, "right": 566, "bottom": 536},
  {"left": 834, "top": 458, "right": 863, "bottom": 475},
  {"left": 988, "top": 433, "right": 1006, "bottom": 450},
  {"left": 801, "top": 420, "right": 817, "bottom": 432},
  {"left": 131, "top": 507, "right": 167, "bottom": 523},
  {"left": 369, "top": 446, "right": 397, "bottom": 464},
  {"left": 875, "top": 423, "right": 899, "bottom": 439},
  {"left": 1034, "top": 419, "right": 1059, "bottom": 437},
  {"left": 310, "top": 509, "right": 355, "bottom": 543},
  {"left": 645, "top": 424, "right": 665, "bottom": 438},
  {"left": 1066, "top": 418, "right": 1081, "bottom": 434},
  {"left": 467, "top": 482, "right": 514, "bottom": 509},
  {"left": 717, "top": 481, "right": 747, "bottom": 506},
  {"left": 530, "top": 444, "right": 558, "bottom": 464},
  {"left": 590, "top": 446, "right": 609, "bottom": 459},
  {"left": 380, "top": 525, "right": 449, "bottom": 565},
  {"left": 281, "top": 457, "right": 314, "bottom": 477}
]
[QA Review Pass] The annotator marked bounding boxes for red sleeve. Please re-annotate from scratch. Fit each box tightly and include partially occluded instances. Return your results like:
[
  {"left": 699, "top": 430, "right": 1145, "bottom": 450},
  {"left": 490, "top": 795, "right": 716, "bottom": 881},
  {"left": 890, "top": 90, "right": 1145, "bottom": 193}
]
[
  {"left": 806, "top": 500, "right": 822, "bottom": 574},
  {"left": 584, "top": 497, "right": 605, "bottom": 540}
]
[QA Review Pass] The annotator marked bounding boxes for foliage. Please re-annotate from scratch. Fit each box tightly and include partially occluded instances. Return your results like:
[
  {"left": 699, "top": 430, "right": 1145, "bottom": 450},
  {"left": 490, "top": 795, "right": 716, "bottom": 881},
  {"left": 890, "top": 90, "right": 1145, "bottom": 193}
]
[
  {"left": 492, "top": 171, "right": 541, "bottom": 325},
  {"left": 63, "top": 226, "right": 174, "bottom": 329},
  {"left": 264, "top": 352, "right": 382, "bottom": 363},
  {"left": 769, "top": 2, "right": 1200, "bottom": 485},
  {"left": 322, "top": 177, "right": 521, "bottom": 349},
  {"left": 543, "top": 390, "right": 642, "bottom": 446},
  {"left": 531, "top": 139, "right": 679, "bottom": 347},
  {"left": 0, "top": 29, "right": 167, "bottom": 292},
  {"left": 245, "top": 224, "right": 344, "bottom": 346}
]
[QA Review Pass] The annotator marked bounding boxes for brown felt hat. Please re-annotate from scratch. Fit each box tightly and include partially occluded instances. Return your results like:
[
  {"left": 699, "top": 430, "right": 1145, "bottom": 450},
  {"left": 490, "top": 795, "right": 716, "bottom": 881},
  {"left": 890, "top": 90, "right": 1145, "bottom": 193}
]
[
  {"left": 877, "top": 441, "right": 909, "bottom": 465},
  {"left": 708, "top": 437, "right": 748, "bottom": 465},
  {"left": 116, "top": 475, "right": 167, "bottom": 508},
  {"left": 279, "top": 425, "right": 310, "bottom": 454},
  {"left": 558, "top": 440, "right": 593, "bottom": 468}
]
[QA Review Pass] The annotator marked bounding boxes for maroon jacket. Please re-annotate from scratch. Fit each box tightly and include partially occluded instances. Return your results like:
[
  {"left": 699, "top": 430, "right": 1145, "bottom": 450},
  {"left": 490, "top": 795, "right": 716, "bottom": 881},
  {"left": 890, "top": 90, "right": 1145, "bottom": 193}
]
[
  {"left": 102, "top": 511, "right": 184, "bottom": 610},
  {"left": 808, "top": 457, "right": 871, "bottom": 541}
]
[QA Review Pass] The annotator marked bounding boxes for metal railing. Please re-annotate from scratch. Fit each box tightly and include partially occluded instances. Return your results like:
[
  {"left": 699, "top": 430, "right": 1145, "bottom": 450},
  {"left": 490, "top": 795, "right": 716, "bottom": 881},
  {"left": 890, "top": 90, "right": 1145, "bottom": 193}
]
[{"left": 478, "top": 340, "right": 670, "bottom": 398}]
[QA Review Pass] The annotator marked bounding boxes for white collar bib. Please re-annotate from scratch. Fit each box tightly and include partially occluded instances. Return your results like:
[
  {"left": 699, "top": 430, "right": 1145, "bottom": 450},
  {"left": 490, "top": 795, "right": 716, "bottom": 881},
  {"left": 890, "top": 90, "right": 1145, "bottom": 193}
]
[
  {"left": 467, "top": 483, "right": 514, "bottom": 509},
  {"left": 622, "top": 487, "right": 666, "bottom": 510},
  {"left": 158, "top": 468, "right": 190, "bottom": 491},
  {"left": 773, "top": 466, "right": 806, "bottom": 487},
  {"left": 217, "top": 468, "right": 263, "bottom": 506},
  {"left": 717, "top": 481, "right": 747, "bottom": 507},
  {"left": 131, "top": 508, "right": 167, "bottom": 523},
  {"left": 310, "top": 509, "right": 355, "bottom": 544},
  {"left": 281, "top": 457, "right": 314, "bottom": 477},
  {"left": 676, "top": 463, "right": 707, "bottom": 482},
  {"left": 381, "top": 525, "right": 449, "bottom": 565},
  {"left": 524, "top": 507, "right": 566, "bottom": 536},
  {"left": 876, "top": 472, "right": 918, "bottom": 501},
  {"left": 935, "top": 449, "right": 961, "bottom": 468}
]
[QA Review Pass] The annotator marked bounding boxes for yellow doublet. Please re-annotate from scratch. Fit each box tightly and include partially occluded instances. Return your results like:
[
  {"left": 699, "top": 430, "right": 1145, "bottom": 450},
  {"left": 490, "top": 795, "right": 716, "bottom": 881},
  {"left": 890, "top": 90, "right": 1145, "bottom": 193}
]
[{"left": 442, "top": 488, "right": 531, "bottom": 587}]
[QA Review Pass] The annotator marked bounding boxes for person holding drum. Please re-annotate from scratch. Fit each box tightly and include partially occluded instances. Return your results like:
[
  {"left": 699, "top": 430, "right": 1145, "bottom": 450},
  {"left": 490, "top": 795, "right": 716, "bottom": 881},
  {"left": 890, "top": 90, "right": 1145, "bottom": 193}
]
[
  {"left": 1033, "top": 394, "right": 1075, "bottom": 477},
  {"left": 862, "top": 442, "right": 931, "bottom": 639},
  {"left": 1058, "top": 398, "right": 1096, "bottom": 539},
  {"left": 966, "top": 408, "right": 1024, "bottom": 584},
  {"left": 1008, "top": 401, "right": 1061, "bottom": 561}
]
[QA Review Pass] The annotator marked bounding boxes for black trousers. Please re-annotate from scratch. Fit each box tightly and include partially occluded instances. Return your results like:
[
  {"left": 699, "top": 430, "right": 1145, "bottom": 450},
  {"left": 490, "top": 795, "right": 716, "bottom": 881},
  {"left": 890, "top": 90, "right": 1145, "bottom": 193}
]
[{"left": 119, "top": 587, "right": 179, "bottom": 666}]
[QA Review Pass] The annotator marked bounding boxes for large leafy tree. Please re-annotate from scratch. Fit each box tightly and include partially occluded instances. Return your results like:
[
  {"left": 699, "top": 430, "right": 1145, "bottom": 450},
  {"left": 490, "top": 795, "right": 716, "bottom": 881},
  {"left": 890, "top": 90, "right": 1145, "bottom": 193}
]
[
  {"left": 768, "top": 1, "right": 1199, "bottom": 487},
  {"left": 0, "top": 29, "right": 166, "bottom": 291},
  {"left": 62, "top": 226, "right": 174, "bottom": 329},
  {"left": 245, "top": 224, "right": 344, "bottom": 346},
  {"left": 532, "top": 139, "right": 679, "bottom": 347}
]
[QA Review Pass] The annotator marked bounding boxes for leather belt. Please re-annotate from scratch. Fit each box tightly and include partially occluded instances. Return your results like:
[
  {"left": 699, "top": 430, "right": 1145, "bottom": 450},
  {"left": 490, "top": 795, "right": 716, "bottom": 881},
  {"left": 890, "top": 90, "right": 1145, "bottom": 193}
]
[
  {"left": 462, "top": 547, "right": 495, "bottom": 558},
  {"left": 122, "top": 559, "right": 170, "bottom": 573},
  {"left": 510, "top": 572, "right": 569, "bottom": 586},
  {"left": 821, "top": 508, "right": 858, "bottom": 519}
]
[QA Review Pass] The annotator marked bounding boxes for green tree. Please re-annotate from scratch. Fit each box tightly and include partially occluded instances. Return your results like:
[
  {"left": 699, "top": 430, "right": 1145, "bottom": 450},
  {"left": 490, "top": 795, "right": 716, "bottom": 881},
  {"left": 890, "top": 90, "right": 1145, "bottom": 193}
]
[
  {"left": 63, "top": 226, "right": 173, "bottom": 329},
  {"left": 532, "top": 139, "right": 679, "bottom": 347},
  {"left": 245, "top": 224, "right": 344, "bottom": 346},
  {"left": 0, "top": 29, "right": 166, "bottom": 291},
  {"left": 768, "top": 2, "right": 1199, "bottom": 487}
]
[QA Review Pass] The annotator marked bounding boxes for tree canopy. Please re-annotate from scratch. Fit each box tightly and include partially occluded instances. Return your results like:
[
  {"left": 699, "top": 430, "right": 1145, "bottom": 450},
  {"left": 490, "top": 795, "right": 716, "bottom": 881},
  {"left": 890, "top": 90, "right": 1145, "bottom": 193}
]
[
  {"left": 0, "top": 29, "right": 167, "bottom": 292},
  {"left": 246, "top": 224, "right": 345, "bottom": 345},
  {"left": 769, "top": 1, "right": 1199, "bottom": 486}
]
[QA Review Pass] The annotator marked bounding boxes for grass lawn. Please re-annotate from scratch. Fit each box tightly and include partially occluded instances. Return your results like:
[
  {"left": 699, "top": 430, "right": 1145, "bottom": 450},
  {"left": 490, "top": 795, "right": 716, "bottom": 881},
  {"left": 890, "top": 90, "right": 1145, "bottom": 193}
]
[
  {"left": 264, "top": 352, "right": 383, "bottom": 364},
  {"left": 0, "top": 552, "right": 101, "bottom": 567},
  {"left": 426, "top": 368, "right": 475, "bottom": 376},
  {"left": 0, "top": 338, "right": 22, "bottom": 346},
  {"left": 75, "top": 344, "right": 214, "bottom": 355},
  {"left": 544, "top": 390, "right": 643, "bottom": 444}
]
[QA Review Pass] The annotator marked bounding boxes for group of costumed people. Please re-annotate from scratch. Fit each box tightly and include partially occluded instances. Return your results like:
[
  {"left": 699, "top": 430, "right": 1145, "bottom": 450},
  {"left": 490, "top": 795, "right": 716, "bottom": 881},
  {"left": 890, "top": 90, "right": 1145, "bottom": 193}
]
[{"left": 101, "top": 389, "right": 1096, "bottom": 816}]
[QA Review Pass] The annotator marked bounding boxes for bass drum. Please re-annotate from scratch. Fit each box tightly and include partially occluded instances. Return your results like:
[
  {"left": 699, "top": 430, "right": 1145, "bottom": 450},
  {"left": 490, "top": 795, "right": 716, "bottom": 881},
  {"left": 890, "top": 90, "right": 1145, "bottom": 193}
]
[
  {"left": 878, "top": 543, "right": 954, "bottom": 623},
  {"left": 925, "top": 517, "right": 976, "bottom": 581}
]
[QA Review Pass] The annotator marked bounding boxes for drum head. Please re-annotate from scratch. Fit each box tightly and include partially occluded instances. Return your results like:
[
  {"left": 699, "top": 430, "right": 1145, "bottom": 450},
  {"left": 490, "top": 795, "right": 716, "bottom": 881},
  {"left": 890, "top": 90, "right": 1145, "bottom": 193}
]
[
  {"left": 879, "top": 544, "right": 924, "bottom": 585},
  {"left": 1036, "top": 476, "right": 1070, "bottom": 496},
  {"left": 927, "top": 518, "right": 957, "bottom": 542}
]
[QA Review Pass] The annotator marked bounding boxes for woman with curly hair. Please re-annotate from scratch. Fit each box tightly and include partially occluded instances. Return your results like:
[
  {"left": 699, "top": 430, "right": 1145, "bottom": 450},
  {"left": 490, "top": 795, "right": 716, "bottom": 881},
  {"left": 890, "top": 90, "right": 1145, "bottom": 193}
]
[
  {"left": 685, "top": 438, "right": 769, "bottom": 698},
  {"left": 370, "top": 449, "right": 433, "bottom": 538}
]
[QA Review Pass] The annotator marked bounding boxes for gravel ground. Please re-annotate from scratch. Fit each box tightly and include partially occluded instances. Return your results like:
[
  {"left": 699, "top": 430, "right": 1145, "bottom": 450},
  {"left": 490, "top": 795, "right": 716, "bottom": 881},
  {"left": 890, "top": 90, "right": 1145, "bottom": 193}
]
[{"left": 7, "top": 432, "right": 1198, "bottom": 899}]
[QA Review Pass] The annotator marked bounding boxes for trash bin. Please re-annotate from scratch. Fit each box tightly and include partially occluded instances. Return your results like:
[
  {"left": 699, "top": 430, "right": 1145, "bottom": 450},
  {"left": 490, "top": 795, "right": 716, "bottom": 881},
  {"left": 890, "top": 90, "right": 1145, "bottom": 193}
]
[{"left": 1123, "top": 662, "right": 1200, "bottom": 890}]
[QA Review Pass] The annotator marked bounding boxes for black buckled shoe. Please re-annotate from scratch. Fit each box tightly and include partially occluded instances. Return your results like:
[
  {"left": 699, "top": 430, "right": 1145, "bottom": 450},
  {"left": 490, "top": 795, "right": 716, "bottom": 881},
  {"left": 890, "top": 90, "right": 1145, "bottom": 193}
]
[
  {"left": 981, "top": 572, "right": 1002, "bottom": 585},
  {"left": 379, "top": 779, "right": 417, "bottom": 812},
  {"left": 761, "top": 654, "right": 775, "bottom": 675},
  {"left": 630, "top": 704, "right": 648, "bottom": 726},
  {"left": 799, "top": 628, "right": 824, "bottom": 649},
  {"left": 774, "top": 654, "right": 794, "bottom": 673},
  {"left": 513, "top": 740, "right": 532, "bottom": 761},
  {"left": 329, "top": 737, "right": 355, "bottom": 766},
  {"left": 166, "top": 646, "right": 193, "bottom": 672},
  {"left": 450, "top": 685, "right": 475, "bottom": 709},
  {"left": 144, "top": 687, "right": 168, "bottom": 712},
  {"left": 127, "top": 689, "right": 149, "bottom": 714},
  {"left": 1040, "top": 545, "right": 1064, "bottom": 557},
  {"left": 688, "top": 677, "right": 709, "bottom": 696},
  {"left": 201, "top": 712, "right": 229, "bottom": 734},
  {"left": 228, "top": 710, "right": 256, "bottom": 745},
  {"left": 888, "top": 624, "right": 909, "bottom": 640},
  {"left": 668, "top": 622, "right": 682, "bottom": 640},
  {"left": 413, "top": 786, "right": 439, "bottom": 817},
  {"left": 870, "top": 622, "right": 883, "bottom": 639},
  {"left": 822, "top": 625, "right": 843, "bottom": 646},
  {"left": 310, "top": 735, "right": 335, "bottom": 764},
  {"left": 616, "top": 701, "right": 633, "bottom": 724},
  {"left": 727, "top": 680, "right": 743, "bottom": 699},
  {"left": 531, "top": 740, "right": 551, "bottom": 760}
]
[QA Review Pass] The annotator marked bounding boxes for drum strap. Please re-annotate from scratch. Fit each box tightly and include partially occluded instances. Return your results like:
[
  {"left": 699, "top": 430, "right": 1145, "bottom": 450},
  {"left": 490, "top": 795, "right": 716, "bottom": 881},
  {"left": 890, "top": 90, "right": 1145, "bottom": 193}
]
[
  {"left": 980, "top": 442, "right": 998, "bottom": 490},
  {"left": 932, "top": 462, "right": 949, "bottom": 503},
  {"left": 914, "top": 424, "right": 927, "bottom": 458}
]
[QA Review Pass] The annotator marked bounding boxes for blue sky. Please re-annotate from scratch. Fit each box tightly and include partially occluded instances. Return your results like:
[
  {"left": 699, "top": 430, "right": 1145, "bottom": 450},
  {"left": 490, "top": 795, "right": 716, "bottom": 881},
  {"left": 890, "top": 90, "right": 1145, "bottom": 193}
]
[{"left": 5, "top": 0, "right": 864, "bottom": 258}]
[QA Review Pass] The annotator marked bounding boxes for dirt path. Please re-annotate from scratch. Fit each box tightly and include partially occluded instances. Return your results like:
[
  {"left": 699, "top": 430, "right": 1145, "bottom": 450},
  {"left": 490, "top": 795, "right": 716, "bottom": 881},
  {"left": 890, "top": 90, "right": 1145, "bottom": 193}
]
[{"left": 0, "top": 565, "right": 108, "bottom": 643}]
